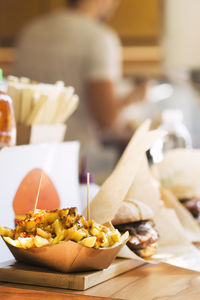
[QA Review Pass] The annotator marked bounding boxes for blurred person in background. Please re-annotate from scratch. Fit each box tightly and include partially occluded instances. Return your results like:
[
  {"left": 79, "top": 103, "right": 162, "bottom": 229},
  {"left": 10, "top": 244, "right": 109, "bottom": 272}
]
[{"left": 14, "top": 0, "right": 147, "bottom": 174}]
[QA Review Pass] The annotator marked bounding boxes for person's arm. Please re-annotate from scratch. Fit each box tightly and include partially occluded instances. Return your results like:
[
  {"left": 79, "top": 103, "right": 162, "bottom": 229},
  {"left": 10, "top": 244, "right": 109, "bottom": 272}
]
[{"left": 86, "top": 80, "right": 147, "bottom": 130}]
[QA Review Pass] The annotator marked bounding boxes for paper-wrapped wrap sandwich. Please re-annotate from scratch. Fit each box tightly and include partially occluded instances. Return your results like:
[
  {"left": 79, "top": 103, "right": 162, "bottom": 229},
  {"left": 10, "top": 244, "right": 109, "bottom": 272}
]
[
  {"left": 152, "top": 149, "right": 200, "bottom": 223},
  {"left": 112, "top": 199, "right": 159, "bottom": 258}
]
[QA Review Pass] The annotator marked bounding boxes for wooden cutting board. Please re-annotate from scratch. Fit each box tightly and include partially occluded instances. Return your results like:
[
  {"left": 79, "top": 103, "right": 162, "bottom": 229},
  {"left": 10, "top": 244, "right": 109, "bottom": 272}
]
[{"left": 0, "top": 259, "right": 144, "bottom": 291}]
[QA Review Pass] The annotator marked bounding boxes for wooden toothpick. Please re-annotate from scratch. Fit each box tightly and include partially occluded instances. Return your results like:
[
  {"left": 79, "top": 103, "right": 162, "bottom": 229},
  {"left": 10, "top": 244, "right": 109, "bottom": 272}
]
[
  {"left": 87, "top": 172, "right": 90, "bottom": 220},
  {"left": 34, "top": 173, "right": 43, "bottom": 214}
]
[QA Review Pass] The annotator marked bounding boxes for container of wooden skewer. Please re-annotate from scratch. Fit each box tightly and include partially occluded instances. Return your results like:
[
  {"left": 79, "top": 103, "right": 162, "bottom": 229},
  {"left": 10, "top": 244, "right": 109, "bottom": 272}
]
[{"left": 7, "top": 76, "right": 79, "bottom": 145}]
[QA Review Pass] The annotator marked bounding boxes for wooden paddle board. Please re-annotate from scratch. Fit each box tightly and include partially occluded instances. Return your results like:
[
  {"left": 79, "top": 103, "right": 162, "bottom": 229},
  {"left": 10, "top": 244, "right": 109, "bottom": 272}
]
[{"left": 0, "top": 258, "right": 144, "bottom": 291}]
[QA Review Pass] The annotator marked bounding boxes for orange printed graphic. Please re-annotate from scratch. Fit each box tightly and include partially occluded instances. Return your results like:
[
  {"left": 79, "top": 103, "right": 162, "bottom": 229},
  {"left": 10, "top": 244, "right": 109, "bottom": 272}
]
[{"left": 13, "top": 168, "right": 60, "bottom": 215}]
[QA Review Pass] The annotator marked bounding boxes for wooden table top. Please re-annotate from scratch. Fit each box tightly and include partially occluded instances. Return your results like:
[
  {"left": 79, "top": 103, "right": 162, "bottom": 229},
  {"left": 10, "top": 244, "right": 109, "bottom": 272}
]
[{"left": 1, "top": 262, "right": 200, "bottom": 300}]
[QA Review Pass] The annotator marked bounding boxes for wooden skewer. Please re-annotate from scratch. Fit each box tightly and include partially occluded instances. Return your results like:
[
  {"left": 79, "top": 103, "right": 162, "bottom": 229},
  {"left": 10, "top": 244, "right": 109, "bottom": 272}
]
[
  {"left": 34, "top": 173, "right": 43, "bottom": 214},
  {"left": 87, "top": 172, "right": 90, "bottom": 221}
]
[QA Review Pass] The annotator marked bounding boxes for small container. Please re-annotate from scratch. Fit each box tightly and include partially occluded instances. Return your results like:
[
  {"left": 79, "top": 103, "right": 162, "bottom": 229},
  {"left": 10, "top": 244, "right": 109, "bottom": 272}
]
[
  {"left": 150, "top": 109, "right": 192, "bottom": 163},
  {"left": 0, "top": 69, "right": 16, "bottom": 148}
]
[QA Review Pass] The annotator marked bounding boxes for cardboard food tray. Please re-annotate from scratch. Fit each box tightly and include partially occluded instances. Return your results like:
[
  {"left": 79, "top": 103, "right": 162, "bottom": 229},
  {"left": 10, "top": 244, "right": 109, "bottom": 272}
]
[{"left": 0, "top": 258, "right": 144, "bottom": 291}]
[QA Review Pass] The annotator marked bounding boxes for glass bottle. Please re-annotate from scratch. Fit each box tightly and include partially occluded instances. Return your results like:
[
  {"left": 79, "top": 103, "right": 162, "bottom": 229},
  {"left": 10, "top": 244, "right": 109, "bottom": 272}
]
[
  {"left": 0, "top": 69, "right": 16, "bottom": 148},
  {"left": 150, "top": 109, "right": 192, "bottom": 163}
]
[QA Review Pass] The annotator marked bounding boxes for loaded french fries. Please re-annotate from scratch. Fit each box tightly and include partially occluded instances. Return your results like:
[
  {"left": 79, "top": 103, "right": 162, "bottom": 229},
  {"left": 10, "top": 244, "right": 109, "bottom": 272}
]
[{"left": 0, "top": 207, "right": 124, "bottom": 249}]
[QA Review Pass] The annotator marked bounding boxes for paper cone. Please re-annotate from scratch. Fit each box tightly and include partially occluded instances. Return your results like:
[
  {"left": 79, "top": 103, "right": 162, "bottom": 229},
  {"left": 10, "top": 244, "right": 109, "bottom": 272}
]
[{"left": 88, "top": 121, "right": 166, "bottom": 224}]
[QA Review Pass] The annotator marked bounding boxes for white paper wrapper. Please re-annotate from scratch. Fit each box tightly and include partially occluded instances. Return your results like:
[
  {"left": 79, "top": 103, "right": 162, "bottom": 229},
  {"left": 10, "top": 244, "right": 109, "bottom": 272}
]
[
  {"left": 124, "top": 157, "right": 200, "bottom": 272},
  {"left": 89, "top": 121, "right": 166, "bottom": 224},
  {"left": 90, "top": 123, "right": 200, "bottom": 272},
  {"left": 126, "top": 157, "right": 190, "bottom": 245},
  {"left": 160, "top": 188, "right": 200, "bottom": 242},
  {"left": 152, "top": 149, "right": 200, "bottom": 198},
  {"left": 152, "top": 149, "right": 200, "bottom": 242}
]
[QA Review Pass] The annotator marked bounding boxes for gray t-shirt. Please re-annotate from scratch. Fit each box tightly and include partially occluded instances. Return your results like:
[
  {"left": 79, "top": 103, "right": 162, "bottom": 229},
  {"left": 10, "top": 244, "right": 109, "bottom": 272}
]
[{"left": 15, "top": 10, "right": 122, "bottom": 146}]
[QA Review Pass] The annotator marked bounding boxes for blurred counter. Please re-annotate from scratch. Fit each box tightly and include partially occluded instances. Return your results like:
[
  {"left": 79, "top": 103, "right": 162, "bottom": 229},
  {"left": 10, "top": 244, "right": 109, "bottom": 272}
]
[
  {"left": 0, "top": 46, "right": 162, "bottom": 78},
  {"left": 122, "top": 45, "right": 162, "bottom": 77}
]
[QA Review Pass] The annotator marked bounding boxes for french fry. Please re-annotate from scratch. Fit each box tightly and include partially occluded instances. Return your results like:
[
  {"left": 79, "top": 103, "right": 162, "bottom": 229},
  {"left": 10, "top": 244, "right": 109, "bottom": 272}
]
[
  {"left": 109, "top": 230, "right": 121, "bottom": 245},
  {"left": 34, "top": 235, "right": 50, "bottom": 247},
  {"left": 18, "top": 237, "right": 34, "bottom": 249},
  {"left": 0, "top": 226, "right": 14, "bottom": 238},
  {"left": 65, "top": 228, "right": 87, "bottom": 242},
  {"left": 43, "top": 211, "right": 59, "bottom": 224},
  {"left": 52, "top": 230, "right": 66, "bottom": 245},
  {"left": 59, "top": 208, "right": 69, "bottom": 218},
  {"left": 96, "top": 232, "right": 109, "bottom": 248},
  {"left": 3, "top": 237, "right": 21, "bottom": 248},
  {"left": 79, "top": 236, "right": 96, "bottom": 248},
  {"left": 36, "top": 228, "right": 51, "bottom": 240},
  {"left": 52, "top": 219, "right": 63, "bottom": 236},
  {"left": 24, "top": 219, "right": 37, "bottom": 233}
]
